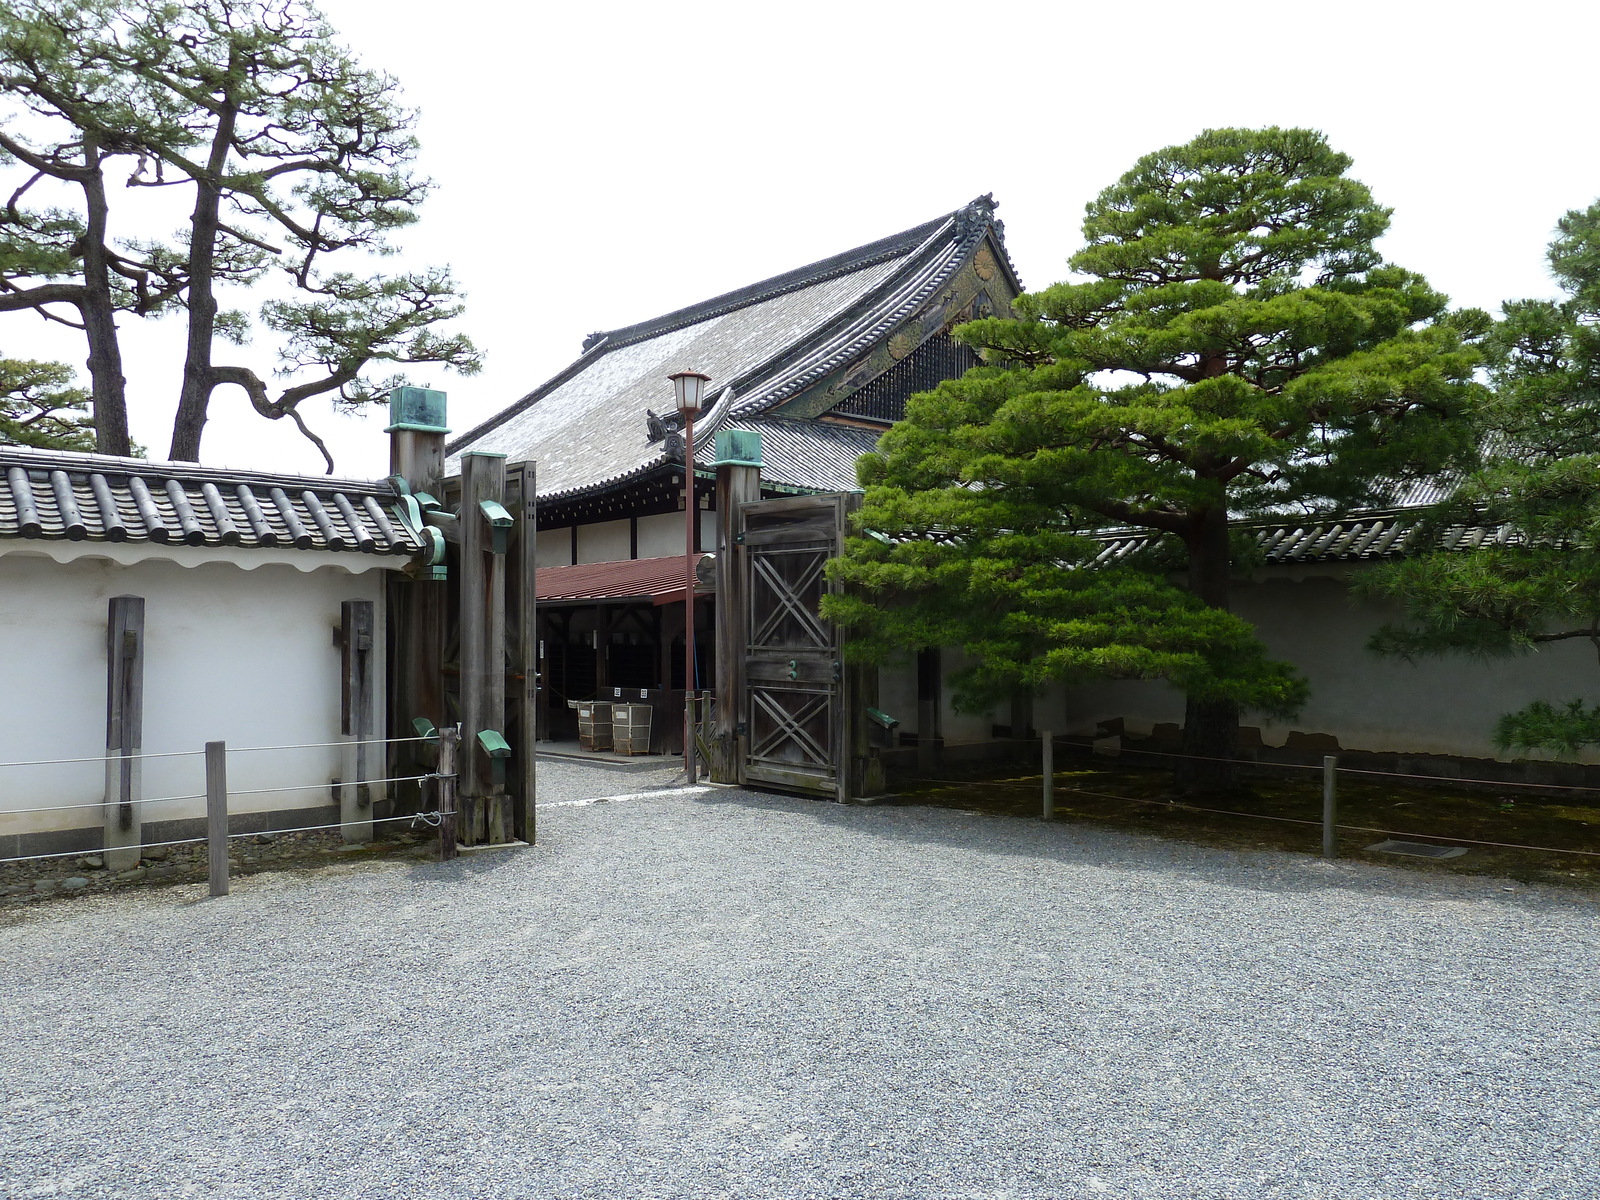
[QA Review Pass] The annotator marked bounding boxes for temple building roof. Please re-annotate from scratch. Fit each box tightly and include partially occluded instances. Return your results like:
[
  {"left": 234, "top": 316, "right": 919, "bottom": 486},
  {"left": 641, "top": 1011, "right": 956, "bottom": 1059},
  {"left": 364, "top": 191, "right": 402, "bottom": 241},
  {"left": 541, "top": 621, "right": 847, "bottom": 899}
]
[{"left": 447, "top": 196, "right": 1021, "bottom": 501}]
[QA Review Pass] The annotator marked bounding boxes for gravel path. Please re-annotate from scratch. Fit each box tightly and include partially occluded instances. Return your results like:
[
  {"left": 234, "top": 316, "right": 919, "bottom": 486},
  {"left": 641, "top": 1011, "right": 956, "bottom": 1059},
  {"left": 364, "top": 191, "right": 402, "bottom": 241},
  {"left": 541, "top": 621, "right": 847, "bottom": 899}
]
[{"left": 2, "top": 764, "right": 1596, "bottom": 1199}]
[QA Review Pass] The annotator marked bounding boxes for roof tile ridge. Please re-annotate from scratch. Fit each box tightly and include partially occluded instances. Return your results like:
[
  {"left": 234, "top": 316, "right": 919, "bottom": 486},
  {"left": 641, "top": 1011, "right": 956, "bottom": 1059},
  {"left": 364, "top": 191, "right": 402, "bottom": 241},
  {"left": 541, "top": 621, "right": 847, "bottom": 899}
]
[
  {"left": 727, "top": 210, "right": 990, "bottom": 417},
  {"left": 590, "top": 212, "right": 957, "bottom": 353},
  {"left": 0, "top": 444, "right": 389, "bottom": 493}
]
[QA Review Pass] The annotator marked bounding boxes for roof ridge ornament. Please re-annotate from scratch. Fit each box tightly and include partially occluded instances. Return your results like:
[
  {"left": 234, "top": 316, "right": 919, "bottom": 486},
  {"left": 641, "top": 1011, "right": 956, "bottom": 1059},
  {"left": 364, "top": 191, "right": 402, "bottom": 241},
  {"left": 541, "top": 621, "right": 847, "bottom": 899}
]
[{"left": 954, "top": 193, "right": 998, "bottom": 242}]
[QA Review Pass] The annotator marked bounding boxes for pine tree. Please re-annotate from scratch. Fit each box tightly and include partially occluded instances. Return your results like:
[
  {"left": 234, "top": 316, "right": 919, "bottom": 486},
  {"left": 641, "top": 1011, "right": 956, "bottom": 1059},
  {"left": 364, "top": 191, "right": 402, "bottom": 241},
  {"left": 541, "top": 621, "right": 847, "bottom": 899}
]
[
  {"left": 0, "top": 354, "right": 94, "bottom": 450},
  {"left": 1365, "top": 201, "right": 1600, "bottom": 757},
  {"left": 827, "top": 128, "right": 1486, "bottom": 788},
  {"left": 0, "top": 0, "right": 481, "bottom": 468}
]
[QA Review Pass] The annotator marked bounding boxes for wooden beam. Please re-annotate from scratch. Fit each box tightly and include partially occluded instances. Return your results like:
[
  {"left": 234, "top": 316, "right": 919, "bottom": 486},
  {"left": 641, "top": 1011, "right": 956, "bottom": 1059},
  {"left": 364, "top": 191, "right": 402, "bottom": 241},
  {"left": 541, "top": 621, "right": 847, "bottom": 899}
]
[
  {"left": 514, "top": 459, "right": 537, "bottom": 845},
  {"left": 437, "top": 726, "right": 459, "bottom": 860},
  {"left": 713, "top": 460, "right": 761, "bottom": 784},
  {"left": 460, "top": 452, "right": 510, "bottom": 844},
  {"left": 389, "top": 421, "right": 447, "bottom": 795},
  {"left": 339, "top": 599, "right": 375, "bottom": 844},
  {"left": 205, "top": 741, "right": 229, "bottom": 897},
  {"left": 103, "top": 595, "right": 144, "bottom": 872}
]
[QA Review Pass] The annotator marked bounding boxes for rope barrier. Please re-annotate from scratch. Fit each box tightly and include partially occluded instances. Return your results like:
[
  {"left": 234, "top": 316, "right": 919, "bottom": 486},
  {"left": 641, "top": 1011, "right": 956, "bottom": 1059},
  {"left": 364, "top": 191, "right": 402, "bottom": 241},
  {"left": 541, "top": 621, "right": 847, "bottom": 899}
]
[
  {"left": 224, "top": 775, "right": 431, "bottom": 798},
  {"left": 0, "top": 812, "right": 444, "bottom": 867},
  {"left": 0, "top": 835, "right": 207, "bottom": 866},
  {"left": 0, "top": 793, "right": 205, "bottom": 816},
  {"left": 0, "top": 749, "right": 204, "bottom": 768},
  {"left": 1070, "top": 741, "right": 1600, "bottom": 794},
  {"left": 226, "top": 736, "right": 432, "bottom": 754},
  {"left": 907, "top": 774, "right": 1600, "bottom": 861}
]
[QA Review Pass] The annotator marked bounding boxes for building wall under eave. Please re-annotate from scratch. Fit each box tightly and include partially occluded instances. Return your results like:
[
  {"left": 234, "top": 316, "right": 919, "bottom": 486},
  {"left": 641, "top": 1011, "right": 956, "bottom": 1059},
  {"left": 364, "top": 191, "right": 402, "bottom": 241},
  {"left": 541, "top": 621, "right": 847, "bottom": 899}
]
[
  {"left": 577, "top": 518, "right": 632, "bottom": 564},
  {"left": 0, "top": 549, "right": 391, "bottom": 846},
  {"left": 537, "top": 527, "right": 573, "bottom": 568},
  {"left": 1049, "top": 566, "right": 1600, "bottom": 764}
]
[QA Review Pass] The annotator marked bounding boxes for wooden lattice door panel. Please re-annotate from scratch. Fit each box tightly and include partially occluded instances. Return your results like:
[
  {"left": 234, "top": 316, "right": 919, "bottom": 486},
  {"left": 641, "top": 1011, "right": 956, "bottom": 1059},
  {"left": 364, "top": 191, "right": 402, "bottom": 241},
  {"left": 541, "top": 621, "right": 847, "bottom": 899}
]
[{"left": 739, "top": 494, "right": 847, "bottom": 796}]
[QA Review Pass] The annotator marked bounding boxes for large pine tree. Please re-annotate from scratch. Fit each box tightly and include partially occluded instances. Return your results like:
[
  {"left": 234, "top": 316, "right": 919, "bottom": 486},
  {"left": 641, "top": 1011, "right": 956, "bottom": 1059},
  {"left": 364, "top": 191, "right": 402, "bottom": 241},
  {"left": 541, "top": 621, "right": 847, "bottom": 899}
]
[{"left": 828, "top": 127, "right": 1486, "bottom": 787}]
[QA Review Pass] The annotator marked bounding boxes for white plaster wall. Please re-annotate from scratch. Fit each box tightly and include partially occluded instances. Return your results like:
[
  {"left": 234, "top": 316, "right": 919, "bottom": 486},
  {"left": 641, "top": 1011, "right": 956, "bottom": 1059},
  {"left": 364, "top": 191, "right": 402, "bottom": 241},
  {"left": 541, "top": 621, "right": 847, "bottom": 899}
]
[
  {"left": 1055, "top": 566, "right": 1600, "bottom": 761},
  {"left": 940, "top": 647, "right": 999, "bottom": 746},
  {"left": 632, "top": 511, "right": 717, "bottom": 560},
  {"left": 877, "top": 660, "right": 918, "bottom": 737},
  {"left": 536, "top": 527, "right": 573, "bottom": 568},
  {"left": 0, "top": 547, "right": 389, "bottom": 837},
  {"left": 636, "top": 512, "right": 681, "bottom": 559},
  {"left": 577, "top": 519, "right": 630, "bottom": 564}
]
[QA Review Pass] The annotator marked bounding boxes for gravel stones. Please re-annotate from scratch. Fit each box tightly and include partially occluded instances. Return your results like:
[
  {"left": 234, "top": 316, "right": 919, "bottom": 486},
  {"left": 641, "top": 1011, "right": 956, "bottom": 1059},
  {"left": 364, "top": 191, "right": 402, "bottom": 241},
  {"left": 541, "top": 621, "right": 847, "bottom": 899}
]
[
  {"left": 1, "top": 764, "right": 1596, "bottom": 1198},
  {"left": 59, "top": 877, "right": 88, "bottom": 890}
]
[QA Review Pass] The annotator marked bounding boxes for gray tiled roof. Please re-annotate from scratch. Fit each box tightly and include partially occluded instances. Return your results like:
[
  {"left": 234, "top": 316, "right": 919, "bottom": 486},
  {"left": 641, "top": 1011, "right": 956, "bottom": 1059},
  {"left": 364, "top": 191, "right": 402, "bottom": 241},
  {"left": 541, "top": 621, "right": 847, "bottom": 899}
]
[
  {"left": 0, "top": 445, "right": 422, "bottom": 556},
  {"left": 447, "top": 196, "right": 1016, "bottom": 502},
  {"left": 718, "top": 417, "right": 880, "bottom": 494},
  {"left": 1092, "top": 509, "right": 1515, "bottom": 567}
]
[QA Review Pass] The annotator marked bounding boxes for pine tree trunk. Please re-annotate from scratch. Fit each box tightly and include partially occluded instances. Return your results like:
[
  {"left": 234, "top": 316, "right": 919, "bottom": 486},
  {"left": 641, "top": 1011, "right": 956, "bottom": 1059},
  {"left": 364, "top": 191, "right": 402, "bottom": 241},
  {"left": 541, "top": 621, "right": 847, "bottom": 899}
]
[
  {"left": 169, "top": 106, "right": 236, "bottom": 462},
  {"left": 78, "top": 139, "right": 130, "bottom": 456},
  {"left": 1175, "top": 503, "right": 1239, "bottom": 793}
]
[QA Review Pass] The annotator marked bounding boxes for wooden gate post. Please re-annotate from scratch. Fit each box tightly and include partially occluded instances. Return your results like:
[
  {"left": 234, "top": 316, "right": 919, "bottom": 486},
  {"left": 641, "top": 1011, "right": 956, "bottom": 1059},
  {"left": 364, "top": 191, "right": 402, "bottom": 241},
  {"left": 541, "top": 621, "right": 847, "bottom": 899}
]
[
  {"left": 387, "top": 386, "right": 450, "bottom": 808},
  {"left": 338, "top": 599, "right": 375, "bottom": 844},
  {"left": 103, "top": 596, "right": 144, "bottom": 872},
  {"left": 459, "top": 451, "right": 510, "bottom": 844},
  {"left": 836, "top": 492, "right": 875, "bottom": 803},
  {"left": 712, "top": 431, "right": 763, "bottom": 785},
  {"left": 513, "top": 459, "right": 538, "bottom": 844}
]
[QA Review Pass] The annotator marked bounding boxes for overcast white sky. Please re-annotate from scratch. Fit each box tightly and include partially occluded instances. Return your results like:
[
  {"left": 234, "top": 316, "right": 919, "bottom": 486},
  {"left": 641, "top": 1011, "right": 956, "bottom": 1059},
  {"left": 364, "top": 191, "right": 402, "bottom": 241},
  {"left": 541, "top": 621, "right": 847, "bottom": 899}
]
[{"left": 10, "top": 0, "right": 1600, "bottom": 477}]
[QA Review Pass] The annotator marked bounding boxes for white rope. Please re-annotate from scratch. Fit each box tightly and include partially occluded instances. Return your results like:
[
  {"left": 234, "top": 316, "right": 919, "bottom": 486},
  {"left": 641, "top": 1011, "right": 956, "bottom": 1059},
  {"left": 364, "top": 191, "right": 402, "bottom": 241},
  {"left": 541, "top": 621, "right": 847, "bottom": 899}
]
[
  {"left": 0, "top": 835, "right": 206, "bottom": 865},
  {"left": 227, "top": 737, "right": 432, "bottom": 754},
  {"left": 0, "top": 749, "right": 203, "bottom": 768},
  {"left": 0, "top": 813, "right": 442, "bottom": 867},
  {"left": 2, "top": 793, "right": 204, "bottom": 815},
  {"left": 224, "top": 775, "right": 433, "bottom": 797}
]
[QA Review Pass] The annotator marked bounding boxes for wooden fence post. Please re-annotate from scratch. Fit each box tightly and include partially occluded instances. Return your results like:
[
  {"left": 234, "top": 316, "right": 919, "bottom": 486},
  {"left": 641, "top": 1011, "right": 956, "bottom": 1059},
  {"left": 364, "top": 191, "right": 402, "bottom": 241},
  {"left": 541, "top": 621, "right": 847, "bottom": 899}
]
[
  {"left": 1042, "top": 730, "right": 1054, "bottom": 821},
  {"left": 1322, "top": 755, "right": 1339, "bottom": 859},
  {"left": 437, "top": 726, "right": 459, "bottom": 862},
  {"left": 205, "top": 740, "right": 229, "bottom": 897},
  {"left": 103, "top": 596, "right": 144, "bottom": 872}
]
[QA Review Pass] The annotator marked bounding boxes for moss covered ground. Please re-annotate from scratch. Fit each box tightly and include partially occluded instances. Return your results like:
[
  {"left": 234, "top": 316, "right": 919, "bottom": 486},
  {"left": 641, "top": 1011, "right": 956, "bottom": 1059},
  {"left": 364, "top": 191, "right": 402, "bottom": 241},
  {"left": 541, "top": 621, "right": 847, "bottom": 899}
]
[{"left": 892, "top": 757, "right": 1600, "bottom": 889}]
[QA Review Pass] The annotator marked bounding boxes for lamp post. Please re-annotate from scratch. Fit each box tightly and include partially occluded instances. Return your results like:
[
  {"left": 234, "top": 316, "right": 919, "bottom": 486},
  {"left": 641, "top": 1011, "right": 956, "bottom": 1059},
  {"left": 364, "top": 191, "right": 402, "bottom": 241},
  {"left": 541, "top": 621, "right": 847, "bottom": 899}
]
[{"left": 668, "top": 369, "right": 711, "bottom": 782}]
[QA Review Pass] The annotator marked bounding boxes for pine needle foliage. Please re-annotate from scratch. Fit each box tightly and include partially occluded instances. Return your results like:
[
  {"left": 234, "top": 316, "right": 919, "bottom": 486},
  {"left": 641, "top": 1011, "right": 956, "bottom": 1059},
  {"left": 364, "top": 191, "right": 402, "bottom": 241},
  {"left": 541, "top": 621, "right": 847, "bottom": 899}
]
[
  {"left": 1364, "top": 201, "right": 1600, "bottom": 757},
  {"left": 827, "top": 128, "right": 1487, "bottom": 773},
  {"left": 0, "top": 354, "right": 93, "bottom": 449}
]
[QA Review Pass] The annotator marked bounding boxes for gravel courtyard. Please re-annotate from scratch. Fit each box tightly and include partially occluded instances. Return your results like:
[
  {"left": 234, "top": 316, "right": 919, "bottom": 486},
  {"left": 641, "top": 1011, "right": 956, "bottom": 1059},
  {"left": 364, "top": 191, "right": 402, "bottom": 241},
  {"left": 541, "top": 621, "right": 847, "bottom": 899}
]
[{"left": 2, "top": 759, "right": 1596, "bottom": 1200}]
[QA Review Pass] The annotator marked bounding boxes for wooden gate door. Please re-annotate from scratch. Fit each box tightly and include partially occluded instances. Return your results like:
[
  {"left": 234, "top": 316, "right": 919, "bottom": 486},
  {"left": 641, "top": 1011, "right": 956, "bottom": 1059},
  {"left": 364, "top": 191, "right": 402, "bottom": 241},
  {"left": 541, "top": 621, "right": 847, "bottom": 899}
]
[{"left": 739, "top": 493, "right": 850, "bottom": 798}]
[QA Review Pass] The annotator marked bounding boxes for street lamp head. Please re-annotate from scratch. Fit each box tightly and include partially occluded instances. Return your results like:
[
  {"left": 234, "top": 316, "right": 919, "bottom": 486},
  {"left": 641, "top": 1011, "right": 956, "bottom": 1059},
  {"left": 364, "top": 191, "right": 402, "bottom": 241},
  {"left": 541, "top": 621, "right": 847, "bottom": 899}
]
[{"left": 667, "top": 369, "right": 712, "bottom": 419}]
